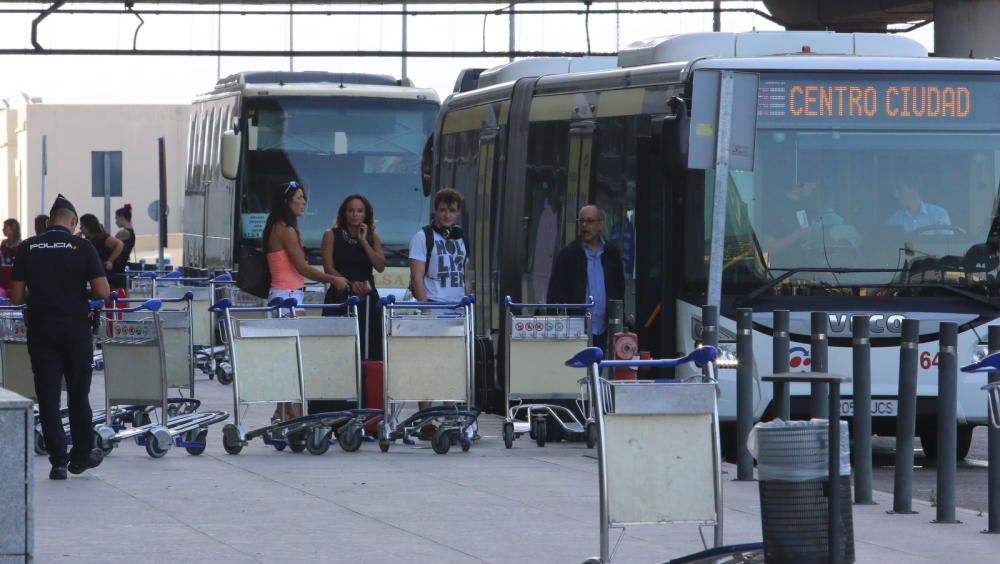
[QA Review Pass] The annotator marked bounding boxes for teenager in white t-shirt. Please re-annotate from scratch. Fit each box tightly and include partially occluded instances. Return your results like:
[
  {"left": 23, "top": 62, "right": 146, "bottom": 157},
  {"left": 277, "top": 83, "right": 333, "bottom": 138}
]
[
  {"left": 409, "top": 188, "right": 471, "bottom": 303},
  {"left": 408, "top": 187, "right": 473, "bottom": 441}
]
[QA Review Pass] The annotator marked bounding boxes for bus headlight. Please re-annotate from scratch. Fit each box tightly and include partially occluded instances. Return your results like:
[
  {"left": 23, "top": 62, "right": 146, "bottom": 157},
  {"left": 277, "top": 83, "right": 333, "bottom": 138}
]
[
  {"left": 973, "top": 343, "right": 989, "bottom": 364},
  {"left": 716, "top": 342, "right": 739, "bottom": 370}
]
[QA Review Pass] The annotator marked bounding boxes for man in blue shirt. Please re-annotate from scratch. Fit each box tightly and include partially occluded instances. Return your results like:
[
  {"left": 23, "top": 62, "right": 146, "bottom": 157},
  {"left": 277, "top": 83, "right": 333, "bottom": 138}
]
[
  {"left": 547, "top": 205, "right": 625, "bottom": 351},
  {"left": 887, "top": 182, "right": 952, "bottom": 234}
]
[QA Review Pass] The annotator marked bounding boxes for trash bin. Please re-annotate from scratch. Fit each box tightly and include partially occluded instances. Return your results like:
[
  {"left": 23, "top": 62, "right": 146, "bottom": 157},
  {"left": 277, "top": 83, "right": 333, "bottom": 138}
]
[{"left": 749, "top": 419, "right": 854, "bottom": 564}]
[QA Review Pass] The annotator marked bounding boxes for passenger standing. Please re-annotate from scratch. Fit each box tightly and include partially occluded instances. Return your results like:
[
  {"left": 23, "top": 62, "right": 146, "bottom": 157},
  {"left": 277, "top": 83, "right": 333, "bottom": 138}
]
[
  {"left": 320, "top": 194, "right": 385, "bottom": 360},
  {"left": 263, "top": 180, "right": 349, "bottom": 422},
  {"left": 113, "top": 204, "right": 136, "bottom": 272},
  {"left": 9, "top": 194, "right": 110, "bottom": 480},
  {"left": 1, "top": 219, "right": 22, "bottom": 296},
  {"left": 33, "top": 214, "right": 48, "bottom": 237},
  {"left": 79, "top": 213, "right": 125, "bottom": 289},
  {"left": 546, "top": 205, "right": 625, "bottom": 351},
  {"left": 408, "top": 188, "right": 471, "bottom": 440}
]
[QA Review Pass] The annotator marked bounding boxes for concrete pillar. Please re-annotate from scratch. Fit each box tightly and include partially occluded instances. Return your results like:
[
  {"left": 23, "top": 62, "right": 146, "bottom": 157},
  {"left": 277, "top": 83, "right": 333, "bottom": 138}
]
[{"left": 934, "top": 0, "right": 1000, "bottom": 58}]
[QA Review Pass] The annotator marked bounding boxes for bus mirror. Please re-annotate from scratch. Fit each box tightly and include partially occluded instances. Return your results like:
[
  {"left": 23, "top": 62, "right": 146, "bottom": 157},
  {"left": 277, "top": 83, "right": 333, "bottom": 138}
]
[{"left": 221, "top": 131, "right": 241, "bottom": 180}]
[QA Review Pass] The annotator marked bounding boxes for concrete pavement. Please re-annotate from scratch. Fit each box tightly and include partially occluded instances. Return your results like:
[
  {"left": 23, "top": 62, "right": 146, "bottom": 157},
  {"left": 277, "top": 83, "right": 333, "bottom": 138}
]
[{"left": 29, "top": 371, "right": 1000, "bottom": 563}]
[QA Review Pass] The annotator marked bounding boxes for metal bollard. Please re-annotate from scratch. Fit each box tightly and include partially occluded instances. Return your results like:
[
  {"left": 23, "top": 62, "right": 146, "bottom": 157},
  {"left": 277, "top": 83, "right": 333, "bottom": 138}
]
[
  {"left": 772, "top": 310, "right": 790, "bottom": 421},
  {"left": 736, "top": 308, "right": 754, "bottom": 481},
  {"left": 702, "top": 305, "right": 718, "bottom": 349},
  {"left": 988, "top": 326, "right": 1000, "bottom": 533},
  {"left": 810, "top": 312, "right": 829, "bottom": 419},
  {"left": 607, "top": 299, "right": 624, "bottom": 356},
  {"left": 891, "top": 318, "right": 920, "bottom": 514},
  {"left": 852, "top": 315, "right": 874, "bottom": 505},
  {"left": 934, "top": 322, "right": 959, "bottom": 524}
]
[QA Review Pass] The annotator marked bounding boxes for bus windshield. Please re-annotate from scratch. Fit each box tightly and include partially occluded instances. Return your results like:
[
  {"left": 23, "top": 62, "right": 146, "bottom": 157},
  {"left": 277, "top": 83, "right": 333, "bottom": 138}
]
[
  {"left": 711, "top": 73, "right": 1000, "bottom": 295},
  {"left": 238, "top": 96, "right": 438, "bottom": 255}
]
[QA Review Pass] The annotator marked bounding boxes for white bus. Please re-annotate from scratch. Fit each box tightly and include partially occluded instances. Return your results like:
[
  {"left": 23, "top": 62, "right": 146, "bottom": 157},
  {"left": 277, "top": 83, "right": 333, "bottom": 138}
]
[
  {"left": 184, "top": 71, "right": 439, "bottom": 292},
  {"left": 431, "top": 31, "right": 1000, "bottom": 459}
]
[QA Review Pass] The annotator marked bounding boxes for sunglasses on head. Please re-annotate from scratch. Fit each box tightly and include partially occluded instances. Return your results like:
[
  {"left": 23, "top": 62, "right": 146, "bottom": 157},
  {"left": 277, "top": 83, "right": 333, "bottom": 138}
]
[{"left": 283, "top": 181, "right": 301, "bottom": 196}]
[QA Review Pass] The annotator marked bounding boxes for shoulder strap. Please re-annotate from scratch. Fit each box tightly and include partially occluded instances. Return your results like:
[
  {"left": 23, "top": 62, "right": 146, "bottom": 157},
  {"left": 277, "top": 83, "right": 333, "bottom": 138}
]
[{"left": 423, "top": 225, "right": 435, "bottom": 262}]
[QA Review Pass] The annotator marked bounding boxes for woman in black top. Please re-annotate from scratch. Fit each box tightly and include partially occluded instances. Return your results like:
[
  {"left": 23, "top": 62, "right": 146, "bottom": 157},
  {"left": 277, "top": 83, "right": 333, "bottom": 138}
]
[
  {"left": 114, "top": 204, "right": 136, "bottom": 272},
  {"left": 320, "top": 194, "right": 386, "bottom": 361},
  {"left": 79, "top": 214, "right": 125, "bottom": 288}
]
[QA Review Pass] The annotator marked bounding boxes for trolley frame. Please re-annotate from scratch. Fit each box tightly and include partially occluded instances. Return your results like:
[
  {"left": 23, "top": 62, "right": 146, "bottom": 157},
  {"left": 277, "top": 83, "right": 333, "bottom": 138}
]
[{"left": 377, "top": 294, "right": 479, "bottom": 455}]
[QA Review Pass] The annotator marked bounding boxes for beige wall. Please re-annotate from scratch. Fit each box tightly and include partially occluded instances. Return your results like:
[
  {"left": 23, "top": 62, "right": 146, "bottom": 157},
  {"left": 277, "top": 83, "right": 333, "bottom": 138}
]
[
  {"left": 0, "top": 109, "right": 18, "bottom": 222},
  {"left": 5, "top": 104, "right": 189, "bottom": 260}
]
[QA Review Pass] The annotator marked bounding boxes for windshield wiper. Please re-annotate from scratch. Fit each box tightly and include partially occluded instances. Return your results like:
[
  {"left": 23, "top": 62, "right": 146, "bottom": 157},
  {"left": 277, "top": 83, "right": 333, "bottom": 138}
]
[
  {"left": 883, "top": 282, "right": 1000, "bottom": 311},
  {"left": 736, "top": 267, "right": 901, "bottom": 308}
]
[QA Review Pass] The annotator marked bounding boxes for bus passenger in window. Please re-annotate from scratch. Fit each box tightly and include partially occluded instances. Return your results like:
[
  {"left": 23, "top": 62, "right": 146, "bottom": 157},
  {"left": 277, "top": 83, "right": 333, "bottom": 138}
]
[
  {"left": 886, "top": 181, "right": 952, "bottom": 234},
  {"left": 760, "top": 180, "right": 820, "bottom": 266},
  {"left": 546, "top": 205, "right": 625, "bottom": 352}
]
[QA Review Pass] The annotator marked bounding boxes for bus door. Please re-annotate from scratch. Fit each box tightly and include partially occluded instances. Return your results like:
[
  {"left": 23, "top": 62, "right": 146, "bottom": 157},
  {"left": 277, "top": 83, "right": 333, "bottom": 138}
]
[
  {"left": 474, "top": 127, "right": 500, "bottom": 335},
  {"left": 565, "top": 118, "right": 596, "bottom": 243}
]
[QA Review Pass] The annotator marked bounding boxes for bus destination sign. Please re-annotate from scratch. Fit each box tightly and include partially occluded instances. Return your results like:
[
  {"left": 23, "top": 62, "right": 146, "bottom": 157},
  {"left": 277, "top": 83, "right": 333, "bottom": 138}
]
[{"left": 756, "top": 75, "right": 997, "bottom": 129}]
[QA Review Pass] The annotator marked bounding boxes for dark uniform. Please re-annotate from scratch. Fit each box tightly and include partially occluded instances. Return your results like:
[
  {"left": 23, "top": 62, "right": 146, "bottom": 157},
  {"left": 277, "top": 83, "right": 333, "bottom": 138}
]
[{"left": 12, "top": 195, "right": 106, "bottom": 472}]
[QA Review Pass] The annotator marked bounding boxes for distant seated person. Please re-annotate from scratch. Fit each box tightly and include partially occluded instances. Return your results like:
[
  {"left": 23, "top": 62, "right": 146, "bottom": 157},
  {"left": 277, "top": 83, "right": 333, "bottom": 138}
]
[
  {"left": 760, "top": 180, "right": 819, "bottom": 265},
  {"left": 886, "top": 182, "right": 953, "bottom": 235}
]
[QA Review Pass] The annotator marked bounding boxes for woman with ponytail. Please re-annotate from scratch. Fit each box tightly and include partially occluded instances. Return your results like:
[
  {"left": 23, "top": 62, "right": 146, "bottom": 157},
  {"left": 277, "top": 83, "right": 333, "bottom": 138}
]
[{"left": 114, "top": 204, "right": 136, "bottom": 272}]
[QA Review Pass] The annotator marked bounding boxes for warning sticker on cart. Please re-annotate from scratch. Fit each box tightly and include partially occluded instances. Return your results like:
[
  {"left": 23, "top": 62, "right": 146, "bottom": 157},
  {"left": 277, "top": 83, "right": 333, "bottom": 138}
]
[{"left": 511, "top": 316, "right": 586, "bottom": 340}]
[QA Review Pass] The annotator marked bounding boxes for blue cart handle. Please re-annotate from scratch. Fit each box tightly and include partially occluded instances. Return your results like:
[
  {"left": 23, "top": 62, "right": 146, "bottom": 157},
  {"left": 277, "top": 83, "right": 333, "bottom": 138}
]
[
  {"left": 210, "top": 297, "right": 296, "bottom": 313},
  {"left": 296, "top": 296, "right": 362, "bottom": 310},
  {"left": 565, "top": 346, "right": 719, "bottom": 369},
  {"left": 962, "top": 352, "right": 1000, "bottom": 373},
  {"left": 89, "top": 300, "right": 106, "bottom": 310},
  {"left": 112, "top": 291, "right": 194, "bottom": 305},
  {"left": 212, "top": 272, "right": 235, "bottom": 283},
  {"left": 505, "top": 295, "right": 595, "bottom": 310},
  {"left": 380, "top": 294, "right": 474, "bottom": 309},
  {"left": 115, "top": 300, "right": 163, "bottom": 313}
]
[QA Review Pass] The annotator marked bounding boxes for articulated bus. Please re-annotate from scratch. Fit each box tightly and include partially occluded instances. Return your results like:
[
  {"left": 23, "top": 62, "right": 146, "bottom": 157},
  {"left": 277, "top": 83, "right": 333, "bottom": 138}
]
[
  {"left": 184, "top": 71, "right": 439, "bottom": 293},
  {"left": 431, "top": 32, "right": 1000, "bottom": 459}
]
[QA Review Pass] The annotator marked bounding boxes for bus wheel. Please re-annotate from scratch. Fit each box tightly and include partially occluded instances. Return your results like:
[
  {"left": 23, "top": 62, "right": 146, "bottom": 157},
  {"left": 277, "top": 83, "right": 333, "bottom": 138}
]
[{"left": 920, "top": 425, "right": 973, "bottom": 461}]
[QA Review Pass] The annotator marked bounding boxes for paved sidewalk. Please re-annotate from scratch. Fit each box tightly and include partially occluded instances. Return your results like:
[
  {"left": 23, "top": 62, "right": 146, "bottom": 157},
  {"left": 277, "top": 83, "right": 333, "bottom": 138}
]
[{"left": 29, "top": 373, "right": 999, "bottom": 563}]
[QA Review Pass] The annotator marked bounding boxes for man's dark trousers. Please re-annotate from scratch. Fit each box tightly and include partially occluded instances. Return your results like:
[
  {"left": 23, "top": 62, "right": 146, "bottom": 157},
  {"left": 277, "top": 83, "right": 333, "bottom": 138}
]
[{"left": 28, "top": 317, "right": 95, "bottom": 468}]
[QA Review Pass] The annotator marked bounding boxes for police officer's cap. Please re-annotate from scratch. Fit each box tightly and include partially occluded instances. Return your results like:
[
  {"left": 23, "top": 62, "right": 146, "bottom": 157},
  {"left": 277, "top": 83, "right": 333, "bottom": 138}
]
[{"left": 49, "top": 193, "right": 77, "bottom": 217}]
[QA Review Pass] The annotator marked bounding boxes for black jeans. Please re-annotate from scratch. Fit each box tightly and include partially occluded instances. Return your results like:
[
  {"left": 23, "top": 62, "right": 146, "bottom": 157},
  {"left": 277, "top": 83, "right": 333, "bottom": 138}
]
[{"left": 27, "top": 317, "right": 95, "bottom": 468}]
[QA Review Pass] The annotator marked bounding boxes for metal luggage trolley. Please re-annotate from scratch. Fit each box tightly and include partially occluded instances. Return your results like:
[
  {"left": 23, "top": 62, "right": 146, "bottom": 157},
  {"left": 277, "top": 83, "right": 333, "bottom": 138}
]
[
  {"left": 94, "top": 299, "right": 229, "bottom": 458},
  {"left": 0, "top": 303, "right": 140, "bottom": 456},
  {"left": 152, "top": 271, "right": 217, "bottom": 377},
  {"left": 213, "top": 297, "right": 378, "bottom": 455},
  {"left": 123, "top": 269, "right": 159, "bottom": 299},
  {"left": 503, "top": 296, "right": 595, "bottom": 448},
  {"left": 377, "top": 294, "right": 480, "bottom": 455},
  {"left": 962, "top": 351, "right": 1000, "bottom": 428},
  {"left": 208, "top": 273, "right": 268, "bottom": 385},
  {"left": 567, "top": 345, "right": 763, "bottom": 564}
]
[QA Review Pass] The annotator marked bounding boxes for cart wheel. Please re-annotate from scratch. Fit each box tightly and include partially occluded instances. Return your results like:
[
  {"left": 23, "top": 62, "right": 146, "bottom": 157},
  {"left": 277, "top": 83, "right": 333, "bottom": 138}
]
[
  {"left": 459, "top": 432, "right": 472, "bottom": 452},
  {"left": 145, "top": 432, "right": 170, "bottom": 458},
  {"left": 93, "top": 430, "right": 114, "bottom": 456},
  {"left": 502, "top": 422, "right": 515, "bottom": 449},
  {"left": 273, "top": 442, "right": 287, "bottom": 452},
  {"left": 585, "top": 422, "right": 597, "bottom": 450},
  {"left": 306, "top": 428, "right": 332, "bottom": 456},
  {"left": 377, "top": 421, "right": 391, "bottom": 453},
  {"left": 34, "top": 430, "right": 47, "bottom": 456},
  {"left": 222, "top": 424, "right": 243, "bottom": 455},
  {"left": 215, "top": 362, "right": 234, "bottom": 385},
  {"left": 582, "top": 558, "right": 602, "bottom": 564},
  {"left": 432, "top": 427, "right": 452, "bottom": 455},
  {"left": 288, "top": 433, "right": 307, "bottom": 453},
  {"left": 528, "top": 418, "right": 538, "bottom": 441},
  {"left": 338, "top": 424, "right": 363, "bottom": 453},
  {"left": 185, "top": 429, "right": 208, "bottom": 456},
  {"left": 535, "top": 419, "right": 547, "bottom": 447}
]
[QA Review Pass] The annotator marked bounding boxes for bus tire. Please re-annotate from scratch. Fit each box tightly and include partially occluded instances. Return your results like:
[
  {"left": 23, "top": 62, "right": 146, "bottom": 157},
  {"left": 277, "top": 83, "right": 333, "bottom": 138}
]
[{"left": 920, "top": 424, "right": 974, "bottom": 461}]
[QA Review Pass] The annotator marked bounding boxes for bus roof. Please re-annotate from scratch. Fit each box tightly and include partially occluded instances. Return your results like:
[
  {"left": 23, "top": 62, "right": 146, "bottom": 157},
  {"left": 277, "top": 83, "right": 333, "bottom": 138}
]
[{"left": 197, "top": 71, "right": 439, "bottom": 103}]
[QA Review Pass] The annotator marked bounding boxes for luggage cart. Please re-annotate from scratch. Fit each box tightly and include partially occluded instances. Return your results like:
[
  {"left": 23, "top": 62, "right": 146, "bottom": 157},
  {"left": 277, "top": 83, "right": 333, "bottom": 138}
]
[
  {"left": 503, "top": 296, "right": 594, "bottom": 448},
  {"left": 149, "top": 272, "right": 217, "bottom": 377},
  {"left": 377, "top": 294, "right": 479, "bottom": 455},
  {"left": 213, "top": 297, "right": 378, "bottom": 455},
  {"left": 123, "top": 269, "right": 159, "bottom": 300},
  {"left": 93, "top": 300, "right": 228, "bottom": 458},
  {"left": 567, "top": 345, "right": 763, "bottom": 563},
  {"left": 961, "top": 352, "right": 1000, "bottom": 429},
  {"left": 208, "top": 273, "right": 268, "bottom": 385},
  {"left": 0, "top": 304, "right": 141, "bottom": 456}
]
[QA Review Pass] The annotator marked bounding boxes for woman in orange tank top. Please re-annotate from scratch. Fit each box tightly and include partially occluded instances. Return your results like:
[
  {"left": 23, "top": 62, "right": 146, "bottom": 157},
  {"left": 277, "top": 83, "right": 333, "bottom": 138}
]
[{"left": 263, "top": 181, "right": 349, "bottom": 422}]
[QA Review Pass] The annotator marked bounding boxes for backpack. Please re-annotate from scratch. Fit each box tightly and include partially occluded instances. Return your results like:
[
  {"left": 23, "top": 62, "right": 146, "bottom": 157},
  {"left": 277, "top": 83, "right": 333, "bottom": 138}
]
[
  {"left": 237, "top": 244, "right": 271, "bottom": 299},
  {"left": 421, "top": 224, "right": 469, "bottom": 268}
]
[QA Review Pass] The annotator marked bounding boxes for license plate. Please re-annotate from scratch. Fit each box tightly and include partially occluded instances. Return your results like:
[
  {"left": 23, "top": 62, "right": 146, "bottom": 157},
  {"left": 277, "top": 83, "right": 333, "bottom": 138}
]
[{"left": 839, "top": 399, "right": 898, "bottom": 417}]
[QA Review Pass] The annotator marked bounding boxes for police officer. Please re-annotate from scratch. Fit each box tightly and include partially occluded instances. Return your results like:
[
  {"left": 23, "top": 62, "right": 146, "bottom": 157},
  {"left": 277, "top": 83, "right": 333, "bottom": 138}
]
[{"left": 9, "top": 194, "right": 110, "bottom": 480}]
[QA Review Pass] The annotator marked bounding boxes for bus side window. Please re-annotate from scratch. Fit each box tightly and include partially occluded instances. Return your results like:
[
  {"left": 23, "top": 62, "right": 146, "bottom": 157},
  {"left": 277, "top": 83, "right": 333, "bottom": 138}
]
[{"left": 524, "top": 121, "right": 571, "bottom": 304}]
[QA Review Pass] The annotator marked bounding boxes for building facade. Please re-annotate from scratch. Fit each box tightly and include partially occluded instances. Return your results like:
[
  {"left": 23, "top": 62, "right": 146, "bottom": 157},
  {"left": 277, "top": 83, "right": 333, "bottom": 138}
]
[{"left": 0, "top": 103, "right": 189, "bottom": 261}]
